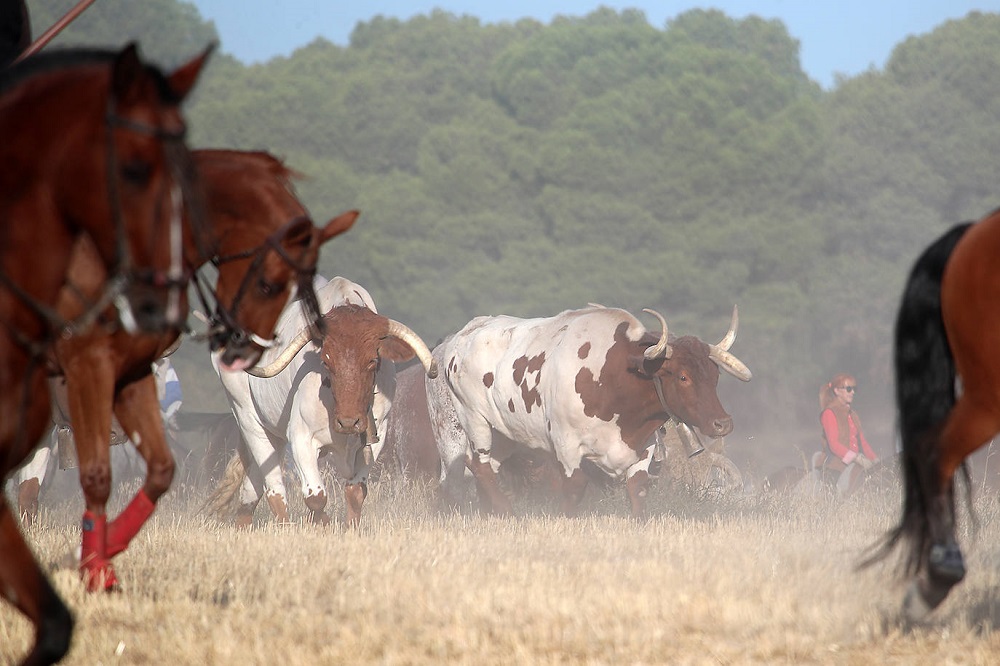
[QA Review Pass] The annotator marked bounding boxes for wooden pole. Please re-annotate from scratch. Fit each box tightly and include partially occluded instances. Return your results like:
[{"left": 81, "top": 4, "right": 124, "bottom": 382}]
[{"left": 15, "top": 0, "right": 99, "bottom": 63}]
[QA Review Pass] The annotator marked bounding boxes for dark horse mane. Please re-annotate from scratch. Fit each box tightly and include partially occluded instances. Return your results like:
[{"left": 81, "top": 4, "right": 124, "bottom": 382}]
[
  {"left": 863, "top": 221, "right": 974, "bottom": 574},
  {"left": 0, "top": 44, "right": 183, "bottom": 103}
]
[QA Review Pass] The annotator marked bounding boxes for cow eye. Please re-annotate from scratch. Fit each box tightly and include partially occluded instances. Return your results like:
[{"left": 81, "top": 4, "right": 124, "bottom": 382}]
[{"left": 367, "top": 359, "right": 378, "bottom": 371}]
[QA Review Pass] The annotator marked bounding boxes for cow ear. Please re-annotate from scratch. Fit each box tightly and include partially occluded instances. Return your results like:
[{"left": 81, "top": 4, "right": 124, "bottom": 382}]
[
  {"left": 628, "top": 354, "right": 662, "bottom": 377},
  {"left": 381, "top": 336, "right": 416, "bottom": 363}
]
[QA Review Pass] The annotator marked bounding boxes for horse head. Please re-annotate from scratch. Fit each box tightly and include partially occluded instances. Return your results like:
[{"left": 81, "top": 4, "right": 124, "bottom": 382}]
[{"left": 189, "top": 149, "right": 360, "bottom": 371}]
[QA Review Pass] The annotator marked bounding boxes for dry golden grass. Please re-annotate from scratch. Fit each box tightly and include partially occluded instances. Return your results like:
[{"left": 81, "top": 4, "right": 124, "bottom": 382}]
[{"left": 4, "top": 474, "right": 1000, "bottom": 665}]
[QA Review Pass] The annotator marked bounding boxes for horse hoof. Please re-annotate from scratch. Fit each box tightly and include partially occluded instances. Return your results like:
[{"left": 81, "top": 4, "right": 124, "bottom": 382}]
[
  {"left": 929, "top": 543, "right": 966, "bottom": 584},
  {"left": 82, "top": 563, "right": 120, "bottom": 593}
]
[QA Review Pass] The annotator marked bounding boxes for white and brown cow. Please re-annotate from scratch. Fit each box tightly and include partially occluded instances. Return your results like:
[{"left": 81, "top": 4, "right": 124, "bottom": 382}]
[
  {"left": 212, "top": 277, "right": 437, "bottom": 527},
  {"left": 427, "top": 305, "right": 751, "bottom": 516}
]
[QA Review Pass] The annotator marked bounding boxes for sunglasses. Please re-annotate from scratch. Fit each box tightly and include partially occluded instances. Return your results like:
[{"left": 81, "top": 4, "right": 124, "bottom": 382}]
[{"left": 838, "top": 385, "right": 856, "bottom": 393}]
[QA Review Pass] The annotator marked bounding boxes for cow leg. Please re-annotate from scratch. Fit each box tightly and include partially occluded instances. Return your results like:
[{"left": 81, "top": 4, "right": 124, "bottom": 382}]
[
  {"left": 626, "top": 470, "right": 651, "bottom": 518},
  {"left": 238, "top": 418, "right": 291, "bottom": 525},
  {"left": 559, "top": 468, "right": 590, "bottom": 517},
  {"left": 62, "top": 350, "right": 123, "bottom": 592},
  {"left": 13, "top": 435, "right": 52, "bottom": 527},
  {"left": 106, "top": 375, "right": 173, "bottom": 559},
  {"left": 288, "top": 429, "right": 329, "bottom": 526},
  {"left": 236, "top": 472, "right": 262, "bottom": 529},
  {"left": 467, "top": 452, "right": 513, "bottom": 515},
  {"left": 342, "top": 440, "right": 376, "bottom": 528},
  {"left": 344, "top": 482, "right": 367, "bottom": 528}
]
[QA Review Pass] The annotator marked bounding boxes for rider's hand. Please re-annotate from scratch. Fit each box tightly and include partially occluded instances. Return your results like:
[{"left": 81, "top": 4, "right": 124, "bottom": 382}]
[{"left": 856, "top": 456, "right": 874, "bottom": 471}]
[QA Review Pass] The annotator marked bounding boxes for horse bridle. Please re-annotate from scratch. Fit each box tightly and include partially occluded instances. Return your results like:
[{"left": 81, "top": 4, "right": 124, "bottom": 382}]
[
  {"left": 0, "top": 91, "right": 198, "bottom": 351},
  {"left": 190, "top": 215, "right": 324, "bottom": 351},
  {"left": 104, "top": 94, "right": 201, "bottom": 333}
]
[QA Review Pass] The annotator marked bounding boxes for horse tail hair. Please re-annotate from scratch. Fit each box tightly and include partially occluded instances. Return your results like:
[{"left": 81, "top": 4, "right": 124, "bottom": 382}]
[
  {"left": 200, "top": 453, "right": 246, "bottom": 519},
  {"left": 862, "top": 221, "right": 973, "bottom": 574}
]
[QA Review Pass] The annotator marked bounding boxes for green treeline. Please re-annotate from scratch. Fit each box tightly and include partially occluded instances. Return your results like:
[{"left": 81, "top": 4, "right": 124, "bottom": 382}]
[{"left": 32, "top": 1, "right": 1000, "bottom": 448}]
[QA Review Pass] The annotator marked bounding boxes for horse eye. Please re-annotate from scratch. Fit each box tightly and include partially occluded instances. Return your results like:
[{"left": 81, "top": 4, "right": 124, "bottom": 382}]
[
  {"left": 121, "top": 160, "right": 152, "bottom": 185},
  {"left": 257, "top": 279, "right": 280, "bottom": 297}
]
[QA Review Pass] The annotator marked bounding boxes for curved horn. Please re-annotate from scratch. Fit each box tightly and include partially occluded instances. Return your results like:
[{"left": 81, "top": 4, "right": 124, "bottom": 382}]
[
  {"left": 245, "top": 327, "right": 314, "bottom": 378},
  {"left": 160, "top": 335, "right": 182, "bottom": 358},
  {"left": 642, "top": 308, "right": 672, "bottom": 360},
  {"left": 386, "top": 319, "right": 438, "bottom": 379},
  {"left": 708, "top": 305, "right": 751, "bottom": 381},
  {"left": 708, "top": 346, "right": 752, "bottom": 382},
  {"left": 715, "top": 305, "right": 739, "bottom": 351}
]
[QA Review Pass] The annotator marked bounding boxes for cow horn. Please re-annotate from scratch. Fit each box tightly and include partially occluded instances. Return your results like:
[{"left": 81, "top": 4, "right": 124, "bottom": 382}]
[
  {"left": 708, "top": 306, "right": 751, "bottom": 381},
  {"left": 160, "top": 335, "right": 182, "bottom": 358},
  {"left": 245, "top": 327, "right": 314, "bottom": 378},
  {"left": 642, "top": 308, "right": 672, "bottom": 360},
  {"left": 715, "top": 305, "right": 739, "bottom": 351},
  {"left": 386, "top": 319, "right": 438, "bottom": 379}
]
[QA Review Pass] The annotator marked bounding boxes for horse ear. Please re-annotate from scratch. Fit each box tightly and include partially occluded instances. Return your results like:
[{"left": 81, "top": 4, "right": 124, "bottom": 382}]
[
  {"left": 318, "top": 210, "right": 360, "bottom": 244},
  {"left": 110, "top": 42, "right": 146, "bottom": 104},
  {"left": 166, "top": 42, "right": 216, "bottom": 101}
]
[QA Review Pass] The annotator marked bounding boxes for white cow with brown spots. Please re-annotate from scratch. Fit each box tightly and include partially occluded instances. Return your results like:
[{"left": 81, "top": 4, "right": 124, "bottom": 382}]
[{"left": 427, "top": 305, "right": 751, "bottom": 516}]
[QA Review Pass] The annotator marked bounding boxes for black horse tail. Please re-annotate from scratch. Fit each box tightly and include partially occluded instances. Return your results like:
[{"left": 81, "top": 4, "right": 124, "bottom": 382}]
[{"left": 863, "top": 222, "right": 974, "bottom": 574}]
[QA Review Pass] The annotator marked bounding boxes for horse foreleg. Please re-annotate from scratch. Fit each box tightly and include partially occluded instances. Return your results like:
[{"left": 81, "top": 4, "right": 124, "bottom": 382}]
[
  {"left": 106, "top": 374, "right": 173, "bottom": 558},
  {"left": 0, "top": 497, "right": 74, "bottom": 666},
  {"left": 63, "top": 353, "right": 118, "bottom": 592}
]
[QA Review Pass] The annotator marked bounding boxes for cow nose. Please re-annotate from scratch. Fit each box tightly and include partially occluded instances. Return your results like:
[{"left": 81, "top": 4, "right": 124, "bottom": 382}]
[
  {"left": 712, "top": 417, "right": 734, "bottom": 437},
  {"left": 334, "top": 416, "right": 364, "bottom": 434}
]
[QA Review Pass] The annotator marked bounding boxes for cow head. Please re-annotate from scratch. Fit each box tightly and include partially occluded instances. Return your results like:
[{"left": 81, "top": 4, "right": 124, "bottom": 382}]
[
  {"left": 632, "top": 307, "right": 751, "bottom": 438},
  {"left": 247, "top": 304, "right": 437, "bottom": 435}
]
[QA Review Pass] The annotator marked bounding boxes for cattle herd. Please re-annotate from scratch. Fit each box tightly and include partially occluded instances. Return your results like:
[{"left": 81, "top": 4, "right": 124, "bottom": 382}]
[{"left": 195, "top": 283, "right": 753, "bottom": 525}]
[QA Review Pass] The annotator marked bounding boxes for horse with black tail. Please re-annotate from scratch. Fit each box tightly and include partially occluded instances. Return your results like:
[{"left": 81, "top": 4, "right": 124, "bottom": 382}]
[{"left": 867, "top": 216, "right": 989, "bottom": 620}]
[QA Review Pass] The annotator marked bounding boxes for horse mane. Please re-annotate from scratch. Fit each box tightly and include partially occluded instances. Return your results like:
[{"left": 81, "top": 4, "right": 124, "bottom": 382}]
[
  {"left": 0, "top": 45, "right": 181, "bottom": 103},
  {"left": 197, "top": 149, "right": 303, "bottom": 188}
]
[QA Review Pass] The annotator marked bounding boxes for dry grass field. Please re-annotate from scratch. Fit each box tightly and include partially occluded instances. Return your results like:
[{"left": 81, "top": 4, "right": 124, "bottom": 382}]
[{"left": 3, "top": 471, "right": 1000, "bottom": 665}]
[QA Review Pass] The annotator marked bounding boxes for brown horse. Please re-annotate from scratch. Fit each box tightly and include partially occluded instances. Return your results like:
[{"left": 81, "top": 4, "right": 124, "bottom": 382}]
[
  {"left": 51, "top": 149, "right": 358, "bottom": 592},
  {"left": 0, "top": 44, "right": 211, "bottom": 665},
  {"left": 870, "top": 211, "right": 998, "bottom": 620}
]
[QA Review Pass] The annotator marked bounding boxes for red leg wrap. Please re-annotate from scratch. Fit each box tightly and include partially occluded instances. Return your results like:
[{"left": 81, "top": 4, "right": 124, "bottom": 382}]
[
  {"left": 107, "top": 489, "right": 156, "bottom": 558},
  {"left": 80, "top": 511, "right": 119, "bottom": 592}
]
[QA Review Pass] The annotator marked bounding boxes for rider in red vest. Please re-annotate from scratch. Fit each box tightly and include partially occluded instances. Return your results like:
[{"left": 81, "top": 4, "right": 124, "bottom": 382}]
[{"left": 819, "top": 373, "right": 878, "bottom": 468}]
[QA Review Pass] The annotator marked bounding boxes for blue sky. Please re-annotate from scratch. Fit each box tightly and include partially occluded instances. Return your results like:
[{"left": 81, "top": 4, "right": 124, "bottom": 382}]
[{"left": 187, "top": 1, "right": 998, "bottom": 89}]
